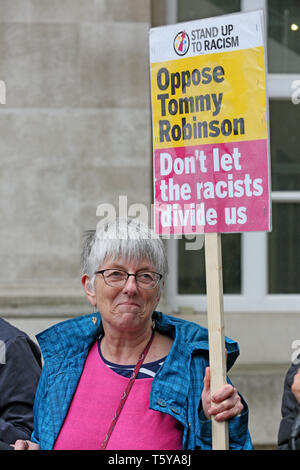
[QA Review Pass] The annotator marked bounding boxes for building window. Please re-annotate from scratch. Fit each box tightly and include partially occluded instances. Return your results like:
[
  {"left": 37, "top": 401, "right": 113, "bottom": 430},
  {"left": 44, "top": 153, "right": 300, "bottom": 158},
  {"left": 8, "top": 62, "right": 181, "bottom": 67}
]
[
  {"left": 268, "top": 99, "right": 300, "bottom": 294},
  {"left": 268, "top": 0, "right": 300, "bottom": 73},
  {"left": 178, "top": 234, "right": 241, "bottom": 295},
  {"left": 177, "top": 0, "right": 240, "bottom": 22},
  {"left": 164, "top": 0, "right": 300, "bottom": 313}
]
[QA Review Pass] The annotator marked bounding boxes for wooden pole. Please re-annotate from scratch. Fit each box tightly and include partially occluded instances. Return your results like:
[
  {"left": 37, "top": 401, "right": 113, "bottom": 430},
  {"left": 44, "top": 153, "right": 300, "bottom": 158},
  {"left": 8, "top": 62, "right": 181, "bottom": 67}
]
[{"left": 204, "top": 232, "right": 229, "bottom": 450}]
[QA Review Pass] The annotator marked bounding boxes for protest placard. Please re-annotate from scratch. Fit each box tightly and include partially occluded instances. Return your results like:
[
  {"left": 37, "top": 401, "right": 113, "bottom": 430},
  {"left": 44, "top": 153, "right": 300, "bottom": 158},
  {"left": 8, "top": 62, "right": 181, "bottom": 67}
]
[
  {"left": 150, "top": 9, "right": 271, "bottom": 236},
  {"left": 149, "top": 10, "right": 270, "bottom": 450}
]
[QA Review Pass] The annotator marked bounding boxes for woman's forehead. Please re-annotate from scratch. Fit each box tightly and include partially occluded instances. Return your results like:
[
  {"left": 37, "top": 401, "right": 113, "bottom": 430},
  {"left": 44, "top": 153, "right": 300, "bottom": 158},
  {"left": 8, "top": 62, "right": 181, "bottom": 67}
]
[{"left": 99, "top": 256, "right": 155, "bottom": 271}]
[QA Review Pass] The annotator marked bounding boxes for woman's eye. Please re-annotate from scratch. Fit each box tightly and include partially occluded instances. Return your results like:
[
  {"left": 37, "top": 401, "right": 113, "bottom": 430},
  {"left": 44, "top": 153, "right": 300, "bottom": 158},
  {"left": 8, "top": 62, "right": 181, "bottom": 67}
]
[
  {"left": 108, "top": 271, "right": 123, "bottom": 278},
  {"left": 139, "top": 273, "right": 153, "bottom": 280}
]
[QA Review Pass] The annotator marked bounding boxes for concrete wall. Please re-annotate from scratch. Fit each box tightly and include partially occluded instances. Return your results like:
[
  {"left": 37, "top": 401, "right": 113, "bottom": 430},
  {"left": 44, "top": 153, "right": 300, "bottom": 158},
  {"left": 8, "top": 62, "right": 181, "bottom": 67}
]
[{"left": 0, "top": 0, "right": 293, "bottom": 449}]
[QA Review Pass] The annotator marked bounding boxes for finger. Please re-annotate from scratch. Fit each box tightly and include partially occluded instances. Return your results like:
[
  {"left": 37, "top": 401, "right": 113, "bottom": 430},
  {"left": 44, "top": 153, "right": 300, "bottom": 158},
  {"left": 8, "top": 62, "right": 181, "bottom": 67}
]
[
  {"left": 210, "top": 395, "right": 244, "bottom": 421},
  {"left": 213, "top": 399, "right": 244, "bottom": 422},
  {"left": 292, "top": 371, "right": 300, "bottom": 387},
  {"left": 212, "top": 384, "right": 236, "bottom": 403},
  {"left": 293, "top": 370, "right": 300, "bottom": 383},
  {"left": 29, "top": 443, "right": 40, "bottom": 450},
  {"left": 209, "top": 389, "right": 242, "bottom": 415},
  {"left": 14, "top": 440, "right": 27, "bottom": 450},
  {"left": 203, "top": 366, "right": 210, "bottom": 393}
]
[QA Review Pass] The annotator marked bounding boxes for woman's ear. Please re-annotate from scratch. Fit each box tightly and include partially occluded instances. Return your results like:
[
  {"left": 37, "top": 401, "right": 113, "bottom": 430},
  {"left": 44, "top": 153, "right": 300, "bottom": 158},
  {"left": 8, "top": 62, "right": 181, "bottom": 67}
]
[{"left": 81, "top": 274, "right": 97, "bottom": 307}]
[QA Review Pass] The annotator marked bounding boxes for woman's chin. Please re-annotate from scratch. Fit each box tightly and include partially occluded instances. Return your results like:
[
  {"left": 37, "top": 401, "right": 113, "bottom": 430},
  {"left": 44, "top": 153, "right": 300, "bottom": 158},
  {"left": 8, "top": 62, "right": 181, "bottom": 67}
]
[{"left": 114, "top": 312, "right": 147, "bottom": 331}]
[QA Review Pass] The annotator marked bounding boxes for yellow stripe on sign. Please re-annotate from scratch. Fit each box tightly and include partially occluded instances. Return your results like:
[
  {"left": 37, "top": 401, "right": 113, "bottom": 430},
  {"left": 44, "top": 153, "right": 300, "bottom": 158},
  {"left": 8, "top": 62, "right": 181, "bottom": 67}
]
[{"left": 150, "top": 47, "right": 267, "bottom": 149}]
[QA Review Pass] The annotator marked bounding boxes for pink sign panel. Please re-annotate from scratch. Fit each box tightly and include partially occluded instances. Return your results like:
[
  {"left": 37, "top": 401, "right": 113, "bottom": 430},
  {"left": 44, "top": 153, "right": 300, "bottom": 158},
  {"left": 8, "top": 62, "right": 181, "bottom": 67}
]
[{"left": 154, "top": 139, "right": 270, "bottom": 234}]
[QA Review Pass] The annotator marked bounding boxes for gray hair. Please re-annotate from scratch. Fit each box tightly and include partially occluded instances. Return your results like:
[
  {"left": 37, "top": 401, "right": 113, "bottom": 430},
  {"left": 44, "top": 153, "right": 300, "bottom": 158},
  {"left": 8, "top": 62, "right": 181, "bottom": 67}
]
[{"left": 81, "top": 217, "right": 168, "bottom": 290}]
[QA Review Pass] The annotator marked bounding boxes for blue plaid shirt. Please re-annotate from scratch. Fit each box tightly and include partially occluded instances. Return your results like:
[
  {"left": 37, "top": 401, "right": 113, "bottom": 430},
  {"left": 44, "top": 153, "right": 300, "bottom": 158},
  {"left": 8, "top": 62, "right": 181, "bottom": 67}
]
[{"left": 31, "top": 311, "right": 252, "bottom": 450}]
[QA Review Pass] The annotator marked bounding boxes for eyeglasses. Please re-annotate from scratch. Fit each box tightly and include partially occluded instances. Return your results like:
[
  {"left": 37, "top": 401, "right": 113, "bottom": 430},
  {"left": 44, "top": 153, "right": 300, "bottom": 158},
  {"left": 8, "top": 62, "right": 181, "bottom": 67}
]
[{"left": 94, "top": 269, "right": 163, "bottom": 290}]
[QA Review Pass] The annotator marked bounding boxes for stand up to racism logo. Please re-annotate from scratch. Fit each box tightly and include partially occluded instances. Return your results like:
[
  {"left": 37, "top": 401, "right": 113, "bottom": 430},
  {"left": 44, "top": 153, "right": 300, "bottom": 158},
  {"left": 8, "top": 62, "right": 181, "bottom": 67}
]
[{"left": 174, "top": 31, "right": 190, "bottom": 56}]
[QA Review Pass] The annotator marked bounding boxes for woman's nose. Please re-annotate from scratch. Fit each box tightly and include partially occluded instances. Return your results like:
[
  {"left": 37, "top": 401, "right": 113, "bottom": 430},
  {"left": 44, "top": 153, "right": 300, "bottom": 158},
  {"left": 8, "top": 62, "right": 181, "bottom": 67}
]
[{"left": 122, "top": 274, "right": 139, "bottom": 293}]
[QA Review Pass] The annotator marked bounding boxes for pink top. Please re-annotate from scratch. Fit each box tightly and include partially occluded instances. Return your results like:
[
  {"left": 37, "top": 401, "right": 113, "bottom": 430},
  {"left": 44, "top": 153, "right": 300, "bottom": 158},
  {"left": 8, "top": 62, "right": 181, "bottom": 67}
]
[{"left": 53, "top": 342, "right": 183, "bottom": 450}]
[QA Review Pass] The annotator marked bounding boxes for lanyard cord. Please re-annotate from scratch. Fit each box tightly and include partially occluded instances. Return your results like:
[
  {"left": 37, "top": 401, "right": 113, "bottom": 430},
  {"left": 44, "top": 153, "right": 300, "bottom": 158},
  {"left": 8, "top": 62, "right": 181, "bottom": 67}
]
[{"left": 100, "top": 328, "right": 155, "bottom": 450}]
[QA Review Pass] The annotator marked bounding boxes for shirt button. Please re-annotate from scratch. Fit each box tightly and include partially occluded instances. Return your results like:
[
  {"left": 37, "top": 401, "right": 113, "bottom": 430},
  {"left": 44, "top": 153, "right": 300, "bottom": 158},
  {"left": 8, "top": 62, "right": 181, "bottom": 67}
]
[
  {"left": 171, "top": 407, "right": 181, "bottom": 415},
  {"left": 156, "top": 399, "right": 167, "bottom": 407}
]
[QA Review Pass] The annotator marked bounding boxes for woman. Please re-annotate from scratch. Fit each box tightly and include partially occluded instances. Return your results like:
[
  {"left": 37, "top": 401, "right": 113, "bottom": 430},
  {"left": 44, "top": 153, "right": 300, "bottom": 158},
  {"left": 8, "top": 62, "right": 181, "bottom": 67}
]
[{"left": 15, "top": 218, "right": 252, "bottom": 450}]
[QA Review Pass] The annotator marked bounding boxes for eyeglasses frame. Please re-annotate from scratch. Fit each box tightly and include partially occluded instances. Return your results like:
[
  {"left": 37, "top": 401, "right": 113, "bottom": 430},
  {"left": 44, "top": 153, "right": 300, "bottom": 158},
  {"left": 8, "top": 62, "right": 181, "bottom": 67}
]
[{"left": 94, "top": 269, "right": 163, "bottom": 290}]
